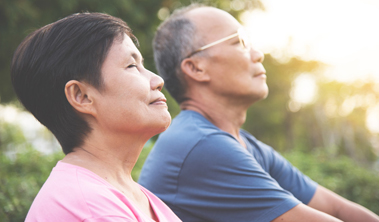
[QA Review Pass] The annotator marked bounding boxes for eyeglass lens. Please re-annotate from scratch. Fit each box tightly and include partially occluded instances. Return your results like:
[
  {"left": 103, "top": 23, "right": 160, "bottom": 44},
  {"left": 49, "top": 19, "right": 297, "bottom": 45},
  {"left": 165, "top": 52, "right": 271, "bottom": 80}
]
[{"left": 238, "top": 29, "right": 250, "bottom": 49}]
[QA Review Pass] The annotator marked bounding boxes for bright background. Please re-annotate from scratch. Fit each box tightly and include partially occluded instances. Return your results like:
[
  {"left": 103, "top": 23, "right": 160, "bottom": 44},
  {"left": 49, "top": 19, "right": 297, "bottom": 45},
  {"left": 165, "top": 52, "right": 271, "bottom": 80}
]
[
  {"left": 244, "top": 0, "right": 379, "bottom": 82},
  {"left": 242, "top": 0, "right": 379, "bottom": 133}
]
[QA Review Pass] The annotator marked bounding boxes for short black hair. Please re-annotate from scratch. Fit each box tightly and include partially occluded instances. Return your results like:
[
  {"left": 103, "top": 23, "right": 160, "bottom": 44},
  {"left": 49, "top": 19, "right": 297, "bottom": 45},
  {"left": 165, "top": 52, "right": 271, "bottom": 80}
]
[{"left": 11, "top": 12, "right": 136, "bottom": 154}]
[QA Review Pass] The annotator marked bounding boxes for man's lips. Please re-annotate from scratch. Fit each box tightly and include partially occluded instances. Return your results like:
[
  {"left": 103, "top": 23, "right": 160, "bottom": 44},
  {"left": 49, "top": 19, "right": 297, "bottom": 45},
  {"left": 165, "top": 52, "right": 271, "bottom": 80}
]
[{"left": 254, "top": 72, "right": 266, "bottom": 78}]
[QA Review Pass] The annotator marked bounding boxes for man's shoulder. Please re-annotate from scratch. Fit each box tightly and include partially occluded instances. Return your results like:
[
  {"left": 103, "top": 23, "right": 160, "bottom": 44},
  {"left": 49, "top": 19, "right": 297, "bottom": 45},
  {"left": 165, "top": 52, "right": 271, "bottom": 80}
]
[
  {"left": 139, "top": 110, "right": 242, "bottom": 192},
  {"left": 143, "top": 111, "right": 259, "bottom": 180},
  {"left": 240, "top": 129, "right": 275, "bottom": 153}
]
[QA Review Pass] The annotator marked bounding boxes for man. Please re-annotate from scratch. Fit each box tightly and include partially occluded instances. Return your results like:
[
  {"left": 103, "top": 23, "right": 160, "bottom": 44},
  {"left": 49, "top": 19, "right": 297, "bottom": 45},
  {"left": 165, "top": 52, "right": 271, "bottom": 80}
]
[{"left": 139, "top": 4, "right": 379, "bottom": 222}]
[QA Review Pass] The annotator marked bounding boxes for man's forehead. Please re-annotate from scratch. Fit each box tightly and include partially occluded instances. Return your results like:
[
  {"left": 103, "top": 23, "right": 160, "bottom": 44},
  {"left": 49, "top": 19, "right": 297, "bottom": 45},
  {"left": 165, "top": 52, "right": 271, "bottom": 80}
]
[
  {"left": 186, "top": 7, "right": 240, "bottom": 29},
  {"left": 185, "top": 7, "right": 241, "bottom": 40}
]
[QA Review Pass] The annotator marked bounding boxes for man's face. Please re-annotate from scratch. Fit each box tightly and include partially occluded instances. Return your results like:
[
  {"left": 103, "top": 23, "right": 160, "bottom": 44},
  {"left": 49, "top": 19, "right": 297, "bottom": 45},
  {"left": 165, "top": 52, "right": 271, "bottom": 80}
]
[
  {"left": 188, "top": 7, "right": 268, "bottom": 104},
  {"left": 89, "top": 34, "right": 171, "bottom": 136}
]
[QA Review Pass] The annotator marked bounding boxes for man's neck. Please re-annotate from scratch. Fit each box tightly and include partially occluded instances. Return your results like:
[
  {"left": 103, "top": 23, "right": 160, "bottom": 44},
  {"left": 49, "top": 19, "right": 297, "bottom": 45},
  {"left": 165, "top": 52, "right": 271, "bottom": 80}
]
[{"left": 180, "top": 96, "right": 250, "bottom": 147}]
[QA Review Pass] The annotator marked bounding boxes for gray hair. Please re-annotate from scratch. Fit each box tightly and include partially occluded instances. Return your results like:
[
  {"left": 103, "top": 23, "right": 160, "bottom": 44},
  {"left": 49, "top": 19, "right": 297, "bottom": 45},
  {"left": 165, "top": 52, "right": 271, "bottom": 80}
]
[{"left": 153, "top": 4, "right": 204, "bottom": 104}]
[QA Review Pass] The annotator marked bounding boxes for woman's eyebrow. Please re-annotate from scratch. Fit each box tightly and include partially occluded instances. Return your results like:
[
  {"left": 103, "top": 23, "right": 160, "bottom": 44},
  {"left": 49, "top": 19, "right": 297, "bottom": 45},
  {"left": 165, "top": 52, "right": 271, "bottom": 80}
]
[{"left": 131, "top": 52, "right": 143, "bottom": 64}]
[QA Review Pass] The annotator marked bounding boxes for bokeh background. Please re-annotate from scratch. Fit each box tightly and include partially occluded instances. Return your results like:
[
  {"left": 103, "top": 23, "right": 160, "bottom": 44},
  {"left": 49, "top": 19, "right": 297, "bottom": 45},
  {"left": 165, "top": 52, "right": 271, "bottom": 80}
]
[{"left": 1, "top": 0, "right": 379, "bottom": 221}]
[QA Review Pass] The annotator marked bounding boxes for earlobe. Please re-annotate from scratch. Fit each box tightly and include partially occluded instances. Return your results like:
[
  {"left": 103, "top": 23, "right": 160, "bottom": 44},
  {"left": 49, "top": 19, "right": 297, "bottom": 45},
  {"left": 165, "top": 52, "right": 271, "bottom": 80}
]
[
  {"left": 65, "top": 80, "right": 95, "bottom": 116},
  {"left": 181, "top": 58, "right": 210, "bottom": 82}
]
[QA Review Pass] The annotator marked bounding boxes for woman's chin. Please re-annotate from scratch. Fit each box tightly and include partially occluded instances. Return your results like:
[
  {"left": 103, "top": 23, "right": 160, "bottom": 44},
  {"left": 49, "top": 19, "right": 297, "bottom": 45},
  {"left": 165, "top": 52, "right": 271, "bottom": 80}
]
[
  {"left": 146, "top": 113, "right": 171, "bottom": 137},
  {"left": 157, "top": 115, "right": 172, "bottom": 134}
]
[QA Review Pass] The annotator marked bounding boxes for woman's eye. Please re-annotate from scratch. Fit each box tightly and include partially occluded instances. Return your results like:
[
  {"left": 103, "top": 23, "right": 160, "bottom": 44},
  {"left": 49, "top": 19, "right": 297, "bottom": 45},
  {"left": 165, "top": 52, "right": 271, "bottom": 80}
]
[{"left": 127, "top": 64, "right": 137, "bottom": 69}]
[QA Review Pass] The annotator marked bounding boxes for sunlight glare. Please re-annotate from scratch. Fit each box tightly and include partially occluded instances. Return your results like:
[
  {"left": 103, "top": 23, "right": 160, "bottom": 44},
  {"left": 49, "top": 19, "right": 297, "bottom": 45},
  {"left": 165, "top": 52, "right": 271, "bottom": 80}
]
[
  {"left": 366, "top": 105, "right": 379, "bottom": 134},
  {"left": 242, "top": 0, "right": 379, "bottom": 83},
  {"left": 290, "top": 73, "right": 318, "bottom": 105}
]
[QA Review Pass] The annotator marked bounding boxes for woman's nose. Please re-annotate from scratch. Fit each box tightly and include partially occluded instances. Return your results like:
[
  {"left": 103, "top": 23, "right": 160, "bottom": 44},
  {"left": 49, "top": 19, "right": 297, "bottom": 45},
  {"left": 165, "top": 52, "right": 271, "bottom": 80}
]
[{"left": 149, "top": 70, "right": 164, "bottom": 91}]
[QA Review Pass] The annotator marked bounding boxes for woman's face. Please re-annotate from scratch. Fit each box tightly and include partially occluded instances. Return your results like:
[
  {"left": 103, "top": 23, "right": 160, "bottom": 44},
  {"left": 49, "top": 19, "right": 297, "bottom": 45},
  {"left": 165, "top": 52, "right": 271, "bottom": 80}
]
[{"left": 90, "top": 34, "right": 171, "bottom": 137}]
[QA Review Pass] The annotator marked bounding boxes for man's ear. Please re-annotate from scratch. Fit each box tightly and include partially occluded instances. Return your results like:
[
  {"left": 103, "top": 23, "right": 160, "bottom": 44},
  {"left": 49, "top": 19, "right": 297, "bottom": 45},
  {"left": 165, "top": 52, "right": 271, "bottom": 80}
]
[
  {"left": 180, "top": 58, "right": 210, "bottom": 82},
  {"left": 65, "top": 80, "right": 96, "bottom": 116}
]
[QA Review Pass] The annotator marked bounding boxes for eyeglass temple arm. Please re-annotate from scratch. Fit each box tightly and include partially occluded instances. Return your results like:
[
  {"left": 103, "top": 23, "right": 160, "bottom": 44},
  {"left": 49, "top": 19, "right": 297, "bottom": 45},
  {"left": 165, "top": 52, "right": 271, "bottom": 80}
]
[
  {"left": 198, "top": 33, "right": 239, "bottom": 51},
  {"left": 185, "top": 32, "right": 239, "bottom": 58}
]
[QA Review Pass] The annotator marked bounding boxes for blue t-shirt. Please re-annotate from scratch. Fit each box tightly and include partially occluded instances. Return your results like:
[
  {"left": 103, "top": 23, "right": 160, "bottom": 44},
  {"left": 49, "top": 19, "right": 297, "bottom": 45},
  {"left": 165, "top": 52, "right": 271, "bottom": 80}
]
[{"left": 139, "top": 110, "right": 317, "bottom": 222}]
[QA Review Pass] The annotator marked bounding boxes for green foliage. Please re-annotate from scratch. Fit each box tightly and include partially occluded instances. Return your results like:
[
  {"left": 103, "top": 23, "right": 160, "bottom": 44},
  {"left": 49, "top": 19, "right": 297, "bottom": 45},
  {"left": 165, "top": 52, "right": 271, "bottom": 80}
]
[
  {"left": 283, "top": 150, "right": 379, "bottom": 215},
  {"left": 0, "top": 147, "right": 63, "bottom": 222},
  {"left": 0, "top": 121, "right": 26, "bottom": 153},
  {"left": 131, "top": 141, "right": 154, "bottom": 181},
  {"left": 0, "top": 119, "right": 62, "bottom": 221}
]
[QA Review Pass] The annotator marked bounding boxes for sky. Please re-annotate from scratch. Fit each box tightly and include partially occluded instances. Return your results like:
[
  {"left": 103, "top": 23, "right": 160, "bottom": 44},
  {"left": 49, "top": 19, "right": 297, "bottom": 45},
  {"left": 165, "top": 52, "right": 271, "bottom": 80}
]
[{"left": 242, "top": 0, "right": 379, "bottom": 83}]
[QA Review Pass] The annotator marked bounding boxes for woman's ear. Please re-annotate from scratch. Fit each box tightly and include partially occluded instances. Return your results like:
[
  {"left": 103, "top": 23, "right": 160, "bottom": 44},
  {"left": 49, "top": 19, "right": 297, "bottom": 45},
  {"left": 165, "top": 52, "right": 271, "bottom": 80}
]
[
  {"left": 180, "top": 57, "right": 210, "bottom": 82},
  {"left": 65, "top": 80, "right": 96, "bottom": 116}
]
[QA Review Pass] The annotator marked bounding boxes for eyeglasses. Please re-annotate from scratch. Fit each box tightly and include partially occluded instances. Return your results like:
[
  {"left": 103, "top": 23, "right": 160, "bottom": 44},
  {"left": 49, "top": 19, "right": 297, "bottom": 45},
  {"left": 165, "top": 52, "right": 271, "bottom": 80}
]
[{"left": 185, "top": 28, "right": 250, "bottom": 59}]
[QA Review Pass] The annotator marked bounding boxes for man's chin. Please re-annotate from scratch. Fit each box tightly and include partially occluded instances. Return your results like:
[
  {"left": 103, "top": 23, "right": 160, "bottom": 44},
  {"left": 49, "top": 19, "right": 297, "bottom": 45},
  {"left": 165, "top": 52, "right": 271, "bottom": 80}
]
[{"left": 249, "top": 89, "right": 269, "bottom": 105}]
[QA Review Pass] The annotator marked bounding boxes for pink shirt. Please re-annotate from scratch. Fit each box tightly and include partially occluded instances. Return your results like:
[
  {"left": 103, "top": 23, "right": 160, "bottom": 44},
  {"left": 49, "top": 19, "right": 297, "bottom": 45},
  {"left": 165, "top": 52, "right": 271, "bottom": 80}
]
[{"left": 25, "top": 161, "right": 181, "bottom": 222}]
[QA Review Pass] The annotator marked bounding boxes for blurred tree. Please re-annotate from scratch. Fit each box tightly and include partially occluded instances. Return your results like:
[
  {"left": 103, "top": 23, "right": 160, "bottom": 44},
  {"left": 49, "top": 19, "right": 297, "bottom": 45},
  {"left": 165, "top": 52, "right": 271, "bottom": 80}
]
[
  {"left": 299, "top": 80, "right": 379, "bottom": 162},
  {"left": 244, "top": 54, "right": 322, "bottom": 152},
  {"left": 0, "top": 0, "right": 262, "bottom": 104},
  {"left": 244, "top": 54, "right": 378, "bottom": 162}
]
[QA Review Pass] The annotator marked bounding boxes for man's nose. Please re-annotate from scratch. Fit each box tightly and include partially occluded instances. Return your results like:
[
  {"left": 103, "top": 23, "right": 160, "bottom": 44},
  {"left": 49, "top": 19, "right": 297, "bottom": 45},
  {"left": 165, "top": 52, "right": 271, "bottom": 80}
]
[{"left": 250, "top": 47, "right": 264, "bottom": 63}]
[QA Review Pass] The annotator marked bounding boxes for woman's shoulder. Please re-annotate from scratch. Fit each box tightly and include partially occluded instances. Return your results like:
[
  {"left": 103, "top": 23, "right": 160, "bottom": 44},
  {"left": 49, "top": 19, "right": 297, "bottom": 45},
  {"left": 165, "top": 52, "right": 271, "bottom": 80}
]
[{"left": 26, "top": 162, "right": 136, "bottom": 221}]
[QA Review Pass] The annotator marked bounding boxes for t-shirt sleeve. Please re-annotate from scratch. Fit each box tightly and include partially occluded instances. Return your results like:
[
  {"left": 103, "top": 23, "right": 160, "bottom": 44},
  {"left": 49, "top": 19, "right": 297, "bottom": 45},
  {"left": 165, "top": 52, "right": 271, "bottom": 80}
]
[
  {"left": 174, "top": 133, "right": 300, "bottom": 222},
  {"left": 262, "top": 141, "right": 318, "bottom": 204}
]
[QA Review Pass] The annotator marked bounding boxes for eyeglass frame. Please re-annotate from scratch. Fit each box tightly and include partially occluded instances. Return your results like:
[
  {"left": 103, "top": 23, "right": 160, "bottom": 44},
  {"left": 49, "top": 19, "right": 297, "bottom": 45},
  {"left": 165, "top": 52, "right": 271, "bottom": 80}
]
[{"left": 184, "top": 27, "right": 250, "bottom": 59}]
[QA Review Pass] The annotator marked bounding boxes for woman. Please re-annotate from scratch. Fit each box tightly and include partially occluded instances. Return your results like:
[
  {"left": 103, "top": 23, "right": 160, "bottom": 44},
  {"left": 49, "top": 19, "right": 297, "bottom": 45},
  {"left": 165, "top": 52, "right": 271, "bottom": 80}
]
[{"left": 11, "top": 12, "right": 180, "bottom": 221}]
